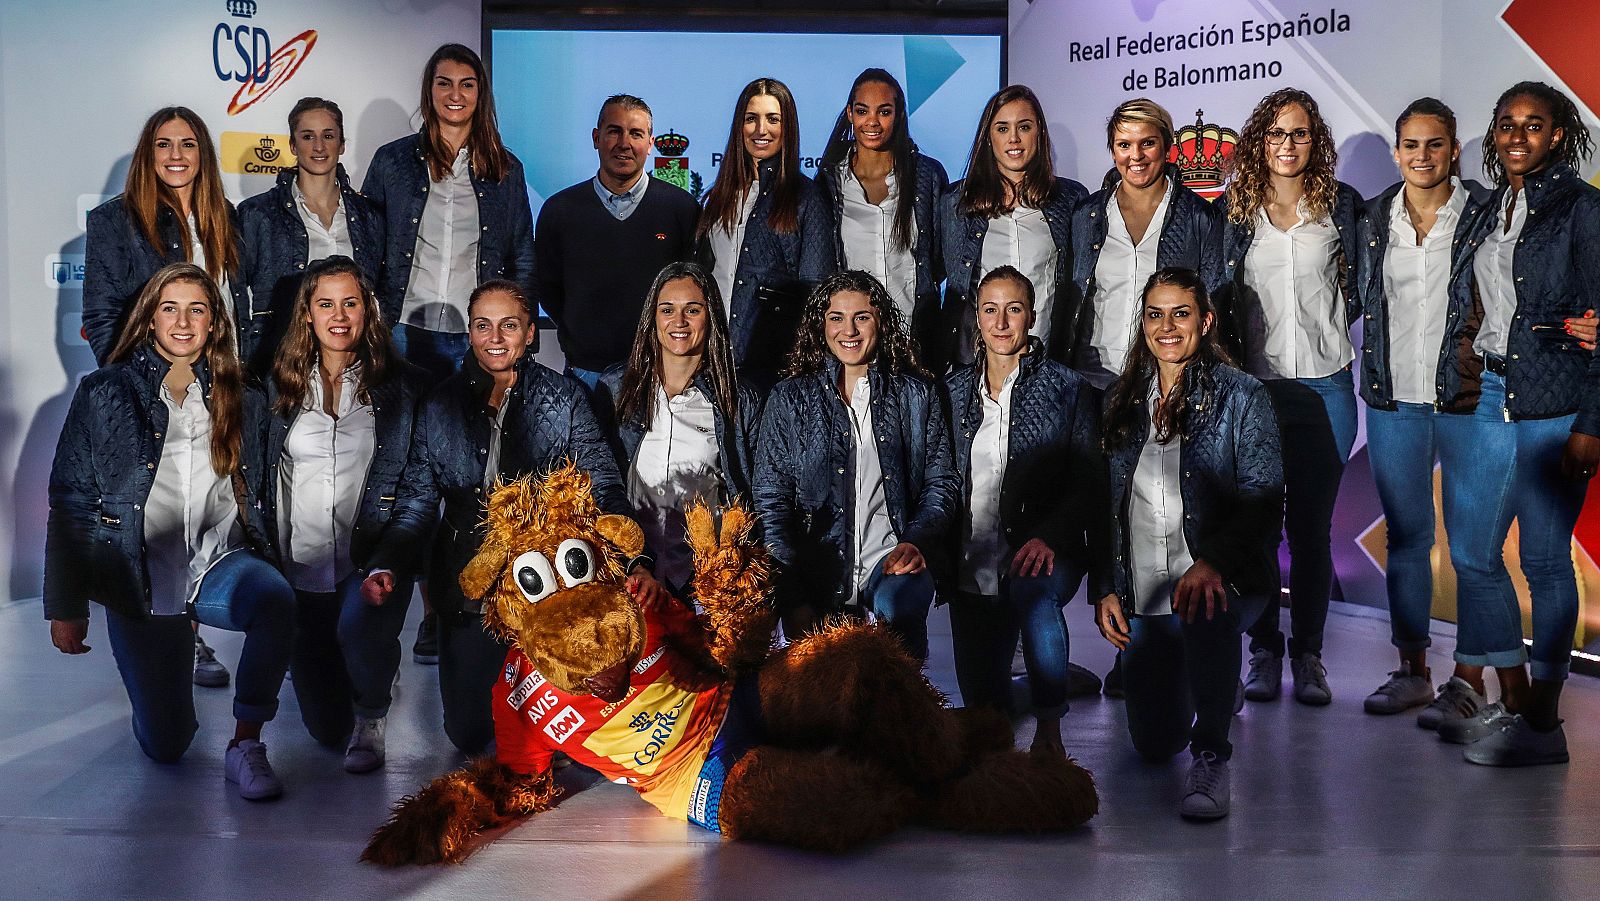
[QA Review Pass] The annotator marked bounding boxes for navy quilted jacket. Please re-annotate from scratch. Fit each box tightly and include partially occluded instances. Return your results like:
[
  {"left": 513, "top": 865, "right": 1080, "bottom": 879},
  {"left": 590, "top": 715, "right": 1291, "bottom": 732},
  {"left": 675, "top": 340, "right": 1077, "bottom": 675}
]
[
  {"left": 694, "top": 158, "right": 837, "bottom": 376},
  {"left": 236, "top": 165, "right": 385, "bottom": 370},
  {"left": 360, "top": 134, "right": 536, "bottom": 325},
  {"left": 592, "top": 367, "right": 763, "bottom": 504},
  {"left": 752, "top": 357, "right": 958, "bottom": 612},
  {"left": 1214, "top": 181, "right": 1364, "bottom": 363},
  {"left": 1442, "top": 165, "right": 1600, "bottom": 433},
  {"left": 940, "top": 176, "right": 1088, "bottom": 369},
  {"left": 816, "top": 152, "right": 950, "bottom": 369},
  {"left": 1354, "top": 179, "right": 1491, "bottom": 411},
  {"left": 44, "top": 345, "right": 271, "bottom": 621},
  {"left": 1065, "top": 179, "right": 1223, "bottom": 369},
  {"left": 942, "top": 342, "right": 1112, "bottom": 600},
  {"left": 82, "top": 197, "right": 250, "bottom": 366},
  {"left": 366, "top": 353, "right": 630, "bottom": 621},
  {"left": 247, "top": 360, "right": 430, "bottom": 569},
  {"left": 1104, "top": 361, "right": 1283, "bottom": 618}
]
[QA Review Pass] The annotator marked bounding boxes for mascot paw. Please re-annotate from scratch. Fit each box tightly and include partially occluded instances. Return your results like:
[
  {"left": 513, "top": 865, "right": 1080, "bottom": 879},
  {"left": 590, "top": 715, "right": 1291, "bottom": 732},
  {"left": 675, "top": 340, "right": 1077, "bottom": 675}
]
[{"left": 923, "top": 749, "right": 1099, "bottom": 833}]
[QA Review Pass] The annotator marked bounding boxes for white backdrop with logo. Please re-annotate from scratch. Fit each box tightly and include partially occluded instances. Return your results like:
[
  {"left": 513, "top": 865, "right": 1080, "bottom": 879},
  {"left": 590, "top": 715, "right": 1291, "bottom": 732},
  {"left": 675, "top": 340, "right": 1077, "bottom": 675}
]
[{"left": 0, "top": 0, "right": 478, "bottom": 600}]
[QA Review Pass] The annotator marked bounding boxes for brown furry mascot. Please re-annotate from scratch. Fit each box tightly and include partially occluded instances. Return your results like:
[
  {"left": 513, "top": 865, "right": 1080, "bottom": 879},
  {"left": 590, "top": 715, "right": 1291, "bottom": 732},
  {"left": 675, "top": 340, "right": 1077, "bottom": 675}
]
[{"left": 363, "top": 463, "right": 1096, "bottom": 864}]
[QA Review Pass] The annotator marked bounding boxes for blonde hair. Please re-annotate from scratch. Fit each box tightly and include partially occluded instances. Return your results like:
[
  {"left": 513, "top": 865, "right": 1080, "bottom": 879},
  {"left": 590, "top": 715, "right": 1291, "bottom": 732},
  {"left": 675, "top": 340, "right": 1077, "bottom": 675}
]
[{"left": 1106, "top": 98, "right": 1175, "bottom": 152}]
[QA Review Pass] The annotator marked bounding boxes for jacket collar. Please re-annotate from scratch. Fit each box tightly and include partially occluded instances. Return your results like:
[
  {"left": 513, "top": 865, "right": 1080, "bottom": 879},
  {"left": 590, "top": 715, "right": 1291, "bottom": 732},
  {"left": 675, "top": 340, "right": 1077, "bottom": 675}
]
[
  {"left": 822, "top": 353, "right": 887, "bottom": 399},
  {"left": 130, "top": 342, "right": 215, "bottom": 399},
  {"left": 463, "top": 350, "right": 538, "bottom": 406},
  {"left": 274, "top": 163, "right": 356, "bottom": 193},
  {"left": 1514, "top": 163, "right": 1578, "bottom": 207}
]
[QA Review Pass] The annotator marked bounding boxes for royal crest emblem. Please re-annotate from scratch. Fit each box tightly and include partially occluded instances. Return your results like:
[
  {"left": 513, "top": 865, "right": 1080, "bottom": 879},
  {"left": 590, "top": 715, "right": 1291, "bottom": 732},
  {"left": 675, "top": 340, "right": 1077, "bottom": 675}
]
[{"left": 651, "top": 129, "right": 704, "bottom": 200}]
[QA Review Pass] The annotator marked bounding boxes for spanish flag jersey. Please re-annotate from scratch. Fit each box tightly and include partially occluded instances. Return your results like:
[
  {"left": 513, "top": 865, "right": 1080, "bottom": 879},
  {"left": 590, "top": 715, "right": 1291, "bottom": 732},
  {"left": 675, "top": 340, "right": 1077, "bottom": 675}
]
[{"left": 491, "top": 601, "right": 733, "bottom": 820}]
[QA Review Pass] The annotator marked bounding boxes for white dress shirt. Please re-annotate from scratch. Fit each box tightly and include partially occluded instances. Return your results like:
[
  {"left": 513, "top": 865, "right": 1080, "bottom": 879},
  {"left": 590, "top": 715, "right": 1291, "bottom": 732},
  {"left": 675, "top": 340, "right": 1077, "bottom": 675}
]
[
  {"left": 847, "top": 375, "right": 900, "bottom": 599},
  {"left": 1384, "top": 179, "right": 1466, "bottom": 403},
  {"left": 277, "top": 364, "right": 376, "bottom": 592},
  {"left": 709, "top": 188, "right": 760, "bottom": 320},
  {"left": 981, "top": 205, "right": 1058, "bottom": 343},
  {"left": 1473, "top": 186, "right": 1527, "bottom": 359},
  {"left": 400, "top": 147, "right": 481, "bottom": 333},
  {"left": 592, "top": 170, "right": 651, "bottom": 221},
  {"left": 959, "top": 365, "right": 1019, "bottom": 595},
  {"left": 483, "top": 397, "right": 512, "bottom": 489},
  {"left": 1241, "top": 204, "right": 1352, "bottom": 380},
  {"left": 143, "top": 380, "right": 243, "bottom": 615},
  {"left": 1129, "top": 388, "right": 1194, "bottom": 617},
  {"left": 1087, "top": 179, "right": 1172, "bottom": 389},
  {"left": 187, "top": 213, "right": 237, "bottom": 343},
  {"left": 627, "top": 384, "right": 723, "bottom": 588},
  {"left": 293, "top": 180, "right": 354, "bottom": 263},
  {"left": 838, "top": 161, "right": 919, "bottom": 322}
]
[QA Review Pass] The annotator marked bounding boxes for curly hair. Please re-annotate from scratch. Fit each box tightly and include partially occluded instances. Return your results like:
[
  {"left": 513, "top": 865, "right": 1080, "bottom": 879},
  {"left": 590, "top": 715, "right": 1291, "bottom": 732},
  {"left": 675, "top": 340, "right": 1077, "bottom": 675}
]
[
  {"left": 785, "top": 270, "right": 925, "bottom": 380},
  {"left": 1223, "top": 88, "right": 1339, "bottom": 227},
  {"left": 1102, "top": 267, "right": 1233, "bottom": 452},
  {"left": 1481, "top": 81, "right": 1596, "bottom": 186}
]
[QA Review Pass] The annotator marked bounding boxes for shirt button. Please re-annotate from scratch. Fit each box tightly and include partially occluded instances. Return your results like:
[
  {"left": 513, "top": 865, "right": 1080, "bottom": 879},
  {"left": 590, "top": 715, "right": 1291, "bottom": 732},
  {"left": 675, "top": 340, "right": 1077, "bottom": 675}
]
[{"left": 837, "top": 468, "right": 846, "bottom": 475}]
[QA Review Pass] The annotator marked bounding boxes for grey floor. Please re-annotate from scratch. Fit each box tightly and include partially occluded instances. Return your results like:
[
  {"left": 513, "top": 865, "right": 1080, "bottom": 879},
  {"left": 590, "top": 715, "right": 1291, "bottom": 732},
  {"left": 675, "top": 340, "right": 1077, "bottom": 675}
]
[{"left": 2, "top": 593, "right": 1597, "bottom": 901}]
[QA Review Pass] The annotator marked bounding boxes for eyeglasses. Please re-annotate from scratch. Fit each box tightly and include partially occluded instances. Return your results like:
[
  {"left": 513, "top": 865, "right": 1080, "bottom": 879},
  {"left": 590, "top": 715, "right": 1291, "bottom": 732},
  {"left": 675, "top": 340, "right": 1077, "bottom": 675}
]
[{"left": 1265, "top": 128, "right": 1313, "bottom": 145}]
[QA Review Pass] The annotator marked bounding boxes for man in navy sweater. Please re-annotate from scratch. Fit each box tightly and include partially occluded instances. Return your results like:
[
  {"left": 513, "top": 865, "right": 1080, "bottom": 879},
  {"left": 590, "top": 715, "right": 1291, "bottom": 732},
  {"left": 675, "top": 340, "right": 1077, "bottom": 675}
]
[{"left": 534, "top": 95, "right": 701, "bottom": 388}]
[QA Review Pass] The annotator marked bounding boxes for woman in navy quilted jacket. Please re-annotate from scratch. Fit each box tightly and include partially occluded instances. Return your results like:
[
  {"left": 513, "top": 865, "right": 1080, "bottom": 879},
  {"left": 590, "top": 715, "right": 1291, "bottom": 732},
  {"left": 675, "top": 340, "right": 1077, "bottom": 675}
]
[
  {"left": 237, "top": 97, "right": 385, "bottom": 374},
  {"left": 251, "top": 256, "right": 428, "bottom": 774},
  {"left": 1096, "top": 267, "right": 1283, "bottom": 821},
  {"left": 752, "top": 270, "right": 958, "bottom": 662},
  {"left": 943, "top": 265, "right": 1108, "bottom": 755},
  {"left": 1430, "top": 82, "right": 1600, "bottom": 767},
  {"left": 45, "top": 263, "right": 296, "bottom": 801},
  {"left": 816, "top": 69, "right": 949, "bottom": 373},
  {"left": 695, "top": 77, "right": 835, "bottom": 390}
]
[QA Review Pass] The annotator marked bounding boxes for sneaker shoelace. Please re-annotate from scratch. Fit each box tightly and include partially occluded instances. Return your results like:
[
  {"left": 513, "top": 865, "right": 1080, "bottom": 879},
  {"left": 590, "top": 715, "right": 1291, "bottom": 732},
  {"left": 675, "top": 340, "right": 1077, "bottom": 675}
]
[
  {"left": 1188, "top": 753, "right": 1224, "bottom": 796},
  {"left": 1297, "top": 657, "right": 1328, "bottom": 686},
  {"left": 196, "top": 643, "right": 217, "bottom": 665},
  {"left": 1429, "top": 682, "right": 1479, "bottom": 716},
  {"left": 242, "top": 744, "right": 273, "bottom": 778},
  {"left": 1376, "top": 670, "right": 1411, "bottom": 697},
  {"left": 1247, "top": 653, "right": 1275, "bottom": 679}
]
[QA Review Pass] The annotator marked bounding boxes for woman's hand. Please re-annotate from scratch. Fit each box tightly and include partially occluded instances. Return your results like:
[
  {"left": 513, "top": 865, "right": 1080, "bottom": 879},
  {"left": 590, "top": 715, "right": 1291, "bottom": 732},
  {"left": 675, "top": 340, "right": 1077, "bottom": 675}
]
[
  {"left": 361, "top": 570, "right": 396, "bottom": 606},
  {"left": 1094, "top": 594, "right": 1130, "bottom": 651},
  {"left": 882, "top": 542, "right": 926, "bottom": 576},
  {"left": 1565, "top": 309, "right": 1598, "bottom": 351},
  {"left": 51, "top": 619, "right": 91, "bottom": 654},
  {"left": 1173, "top": 559, "right": 1227, "bottom": 623},
  {"left": 626, "top": 566, "right": 674, "bottom": 612},
  {"left": 1561, "top": 432, "right": 1600, "bottom": 482},
  {"left": 1008, "top": 538, "right": 1055, "bottom": 578}
]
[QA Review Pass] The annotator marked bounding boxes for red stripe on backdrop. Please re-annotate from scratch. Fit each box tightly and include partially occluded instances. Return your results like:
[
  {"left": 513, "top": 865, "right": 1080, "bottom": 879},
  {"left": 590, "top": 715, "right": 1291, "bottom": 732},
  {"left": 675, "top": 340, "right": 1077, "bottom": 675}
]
[{"left": 1502, "top": 0, "right": 1600, "bottom": 116}]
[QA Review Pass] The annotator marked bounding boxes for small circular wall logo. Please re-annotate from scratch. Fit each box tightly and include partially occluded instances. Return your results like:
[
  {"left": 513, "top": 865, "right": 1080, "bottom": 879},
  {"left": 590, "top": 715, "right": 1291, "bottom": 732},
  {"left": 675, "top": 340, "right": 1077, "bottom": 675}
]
[{"left": 227, "top": 28, "right": 318, "bottom": 116}]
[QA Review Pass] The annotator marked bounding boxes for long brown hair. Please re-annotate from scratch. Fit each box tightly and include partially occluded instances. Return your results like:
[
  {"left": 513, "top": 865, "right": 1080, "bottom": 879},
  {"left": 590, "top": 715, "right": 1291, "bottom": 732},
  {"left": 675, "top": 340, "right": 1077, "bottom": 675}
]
[
  {"left": 615, "top": 262, "right": 740, "bottom": 427},
  {"left": 272, "top": 256, "right": 396, "bottom": 418},
  {"left": 1102, "top": 268, "right": 1232, "bottom": 451},
  {"left": 108, "top": 263, "right": 245, "bottom": 476},
  {"left": 1223, "top": 88, "right": 1339, "bottom": 227},
  {"left": 125, "top": 107, "right": 238, "bottom": 280},
  {"left": 957, "top": 85, "right": 1057, "bottom": 219},
  {"left": 419, "top": 44, "right": 510, "bottom": 183},
  {"left": 786, "top": 270, "right": 925, "bottom": 380},
  {"left": 699, "top": 78, "right": 803, "bottom": 239}
]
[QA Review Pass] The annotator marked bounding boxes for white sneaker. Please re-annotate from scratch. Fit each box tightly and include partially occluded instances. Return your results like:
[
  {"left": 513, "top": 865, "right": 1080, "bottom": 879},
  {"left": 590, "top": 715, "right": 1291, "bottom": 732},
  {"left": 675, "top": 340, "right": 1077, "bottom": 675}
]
[
  {"left": 344, "top": 716, "right": 386, "bottom": 774},
  {"left": 1179, "top": 751, "right": 1230, "bottom": 820},
  {"left": 225, "top": 739, "right": 284, "bottom": 800}
]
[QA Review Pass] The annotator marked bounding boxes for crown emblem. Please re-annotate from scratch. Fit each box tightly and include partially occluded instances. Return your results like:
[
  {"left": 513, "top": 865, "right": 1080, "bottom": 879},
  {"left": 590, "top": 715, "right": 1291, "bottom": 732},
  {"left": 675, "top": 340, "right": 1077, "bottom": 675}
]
[
  {"left": 654, "top": 130, "right": 689, "bottom": 157},
  {"left": 228, "top": 0, "right": 258, "bottom": 18},
  {"left": 1168, "top": 109, "right": 1237, "bottom": 199},
  {"left": 254, "top": 136, "right": 281, "bottom": 163}
]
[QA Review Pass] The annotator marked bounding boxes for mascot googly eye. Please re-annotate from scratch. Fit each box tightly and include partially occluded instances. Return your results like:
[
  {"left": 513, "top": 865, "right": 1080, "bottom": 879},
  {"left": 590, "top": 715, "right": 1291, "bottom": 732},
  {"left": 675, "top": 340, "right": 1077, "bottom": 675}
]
[
  {"left": 555, "top": 538, "right": 597, "bottom": 587},
  {"left": 512, "top": 551, "right": 558, "bottom": 603}
]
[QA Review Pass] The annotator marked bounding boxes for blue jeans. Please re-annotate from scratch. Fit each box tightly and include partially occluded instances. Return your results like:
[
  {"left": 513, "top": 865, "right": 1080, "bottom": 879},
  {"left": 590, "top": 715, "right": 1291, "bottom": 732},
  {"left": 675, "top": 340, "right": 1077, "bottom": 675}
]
[
  {"left": 289, "top": 571, "right": 415, "bottom": 747},
  {"left": 1249, "top": 369, "right": 1357, "bottom": 658},
  {"left": 393, "top": 324, "right": 470, "bottom": 381},
  {"left": 949, "top": 564, "right": 1079, "bottom": 716},
  {"left": 565, "top": 366, "right": 605, "bottom": 392},
  {"left": 439, "top": 612, "right": 512, "bottom": 755},
  {"left": 1440, "top": 371, "right": 1586, "bottom": 681},
  {"left": 861, "top": 564, "right": 937, "bottom": 662},
  {"left": 1366, "top": 402, "right": 1445, "bottom": 651},
  {"left": 105, "top": 551, "right": 295, "bottom": 763}
]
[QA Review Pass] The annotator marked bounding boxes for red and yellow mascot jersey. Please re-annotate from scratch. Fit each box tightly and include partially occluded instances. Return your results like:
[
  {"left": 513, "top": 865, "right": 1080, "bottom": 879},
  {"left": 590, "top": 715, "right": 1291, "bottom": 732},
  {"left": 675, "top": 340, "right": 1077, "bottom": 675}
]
[{"left": 492, "top": 600, "right": 733, "bottom": 821}]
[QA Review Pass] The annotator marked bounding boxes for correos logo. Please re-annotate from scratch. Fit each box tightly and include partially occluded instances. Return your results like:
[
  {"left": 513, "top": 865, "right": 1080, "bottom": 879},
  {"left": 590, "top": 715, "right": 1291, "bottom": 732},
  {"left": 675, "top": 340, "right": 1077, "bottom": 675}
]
[
  {"left": 211, "top": 1, "right": 318, "bottom": 117},
  {"left": 221, "top": 132, "right": 299, "bottom": 175}
]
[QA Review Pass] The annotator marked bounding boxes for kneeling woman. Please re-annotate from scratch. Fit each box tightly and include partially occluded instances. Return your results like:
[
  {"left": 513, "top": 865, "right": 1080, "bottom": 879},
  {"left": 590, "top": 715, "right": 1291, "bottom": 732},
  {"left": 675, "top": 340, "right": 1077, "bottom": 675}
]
[
  {"left": 753, "top": 270, "right": 958, "bottom": 660},
  {"left": 945, "top": 266, "right": 1108, "bottom": 753},
  {"left": 595, "top": 262, "right": 761, "bottom": 594},
  {"left": 254, "top": 256, "right": 428, "bottom": 773},
  {"left": 1095, "top": 268, "right": 1283, "bottom": 820},
  {"left": 45, "top": 263, "right": 295, "bottom": 800}
]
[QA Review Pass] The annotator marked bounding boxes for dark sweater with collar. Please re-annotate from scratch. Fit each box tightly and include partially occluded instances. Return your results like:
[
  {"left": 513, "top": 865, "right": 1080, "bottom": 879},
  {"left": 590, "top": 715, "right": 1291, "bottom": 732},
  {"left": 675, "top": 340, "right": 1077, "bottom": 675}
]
[{"left": 533, "top": 176, "right": 700, "bottom": 372}]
